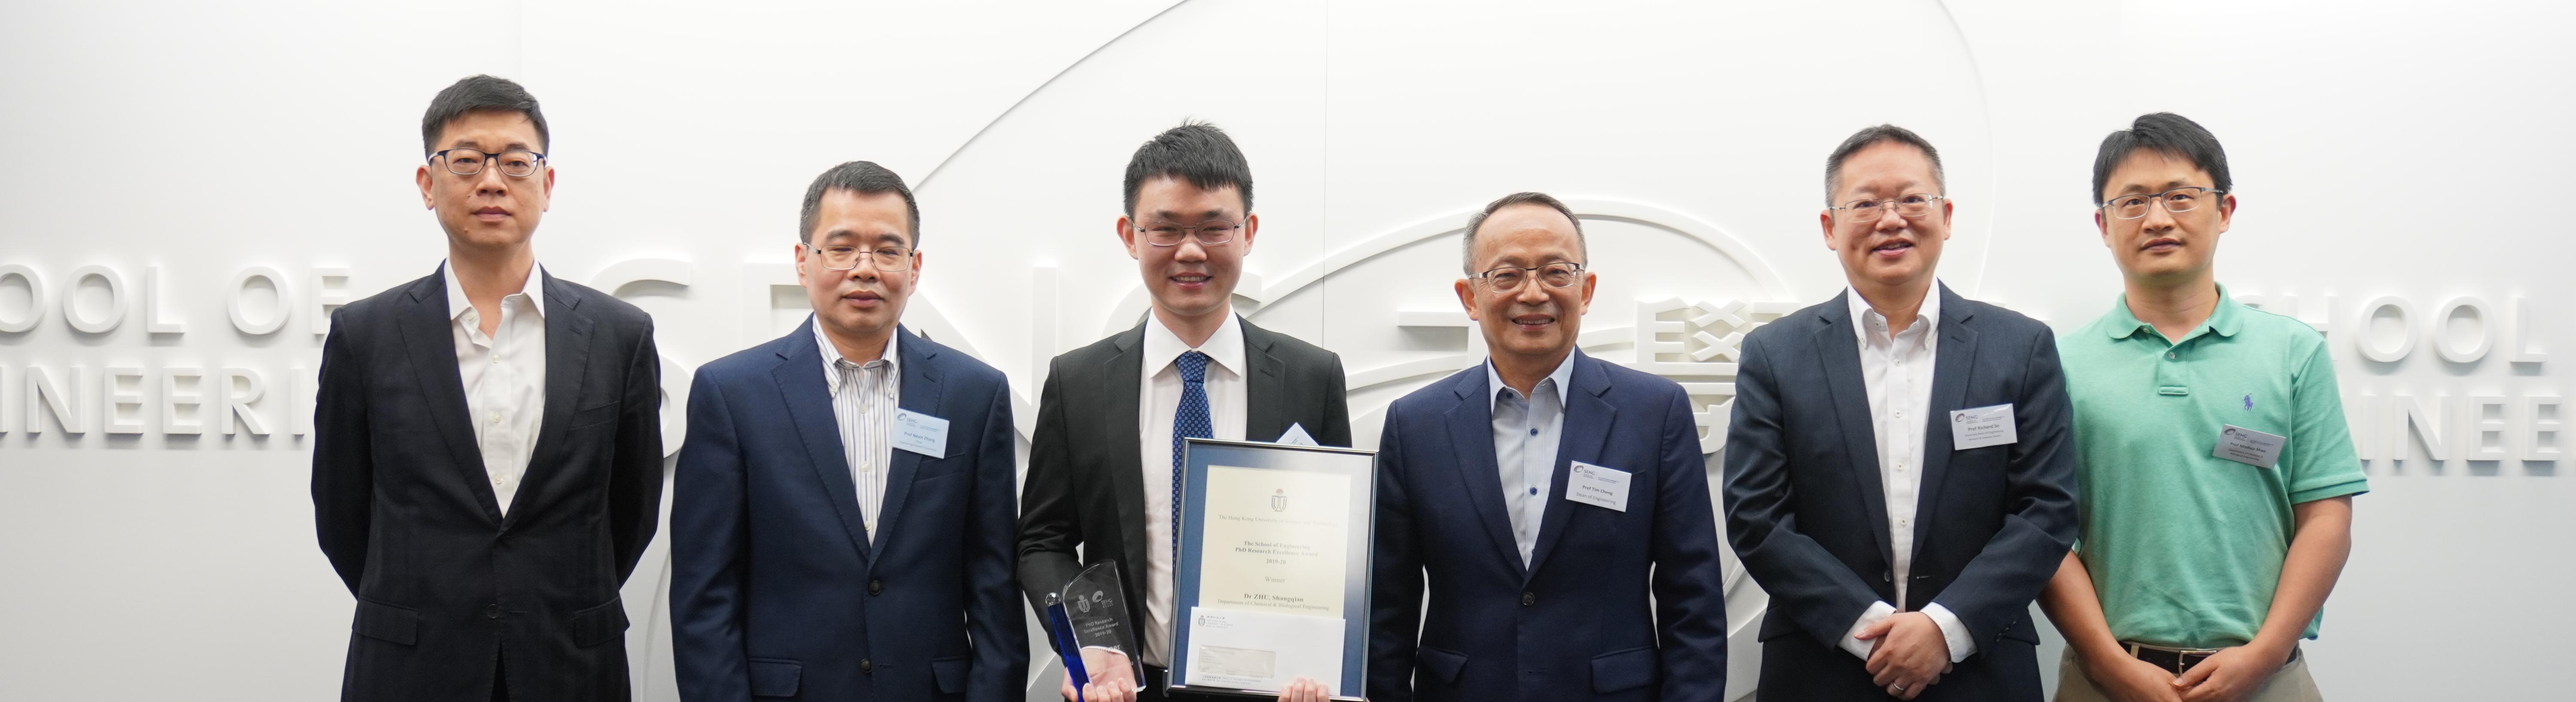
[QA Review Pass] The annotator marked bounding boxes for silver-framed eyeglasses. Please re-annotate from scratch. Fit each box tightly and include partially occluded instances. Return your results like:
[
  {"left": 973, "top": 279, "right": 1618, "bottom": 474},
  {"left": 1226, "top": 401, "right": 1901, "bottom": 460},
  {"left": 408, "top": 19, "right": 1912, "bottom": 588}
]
[
  {"left": 430, "top": 148, "right": 546, "bottom": 178},
  {"left": 1137, "top": 219, "right": 1242, "bottom": 247},
  {"left": 810, "top": 245, "right": 917, "bottom": 272},
  {"left": 1828, "top": 193, "right": 1945, "bottom": 223},
  {"left": 2101, "top": 186, "right": 2226, "bottom": 220},
  {"left": 1470, "top": 262, "right": 1585, "bottom": 292}
]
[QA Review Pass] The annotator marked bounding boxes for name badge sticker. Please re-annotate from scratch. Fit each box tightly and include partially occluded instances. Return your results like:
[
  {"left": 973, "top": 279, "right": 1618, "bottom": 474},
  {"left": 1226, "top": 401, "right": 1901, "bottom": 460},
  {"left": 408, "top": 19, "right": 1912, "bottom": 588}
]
[
  {"left": 1949, "top": 403, "right": 2018, "bottom": 450},
  {"left": 1565, "top": 461, "right": 1633, "bottom": 512},
  {"left": 890, "top": 409, "right": 950, "bottom": 458},
  {"left": 2214, "top": 424, "right": 2287, "bottom": 469}
]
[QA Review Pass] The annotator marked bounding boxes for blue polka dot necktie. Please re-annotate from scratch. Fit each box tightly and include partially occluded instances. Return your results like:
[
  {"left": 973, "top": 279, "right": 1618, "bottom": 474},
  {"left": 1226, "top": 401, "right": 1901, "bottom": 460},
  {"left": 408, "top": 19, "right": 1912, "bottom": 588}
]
[{"left": 1171, "top": 351, "right": 1212, "bottom": 566}]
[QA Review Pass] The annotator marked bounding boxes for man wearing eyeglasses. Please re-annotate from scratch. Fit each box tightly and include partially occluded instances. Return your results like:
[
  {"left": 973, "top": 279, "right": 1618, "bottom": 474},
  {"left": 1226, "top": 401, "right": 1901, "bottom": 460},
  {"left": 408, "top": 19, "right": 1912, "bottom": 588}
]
[
  {"left": 1722, "top": 124, "right": 2080, "bottom": 701},
  {"left": 1367, "top": 191, "right": 1728, "bottom": 702},
  {"left": 668, "top": 161, "right": 1027, "bottom": 702},
  {"left": 1018, "top": 121, "right": 1350, "bottom": 702},
  {"left": 312, "top": 75, "right": 665, "bottom": 702},
  {"left": 2037, "top": 113, "right": 2362, "bottom": 702}
]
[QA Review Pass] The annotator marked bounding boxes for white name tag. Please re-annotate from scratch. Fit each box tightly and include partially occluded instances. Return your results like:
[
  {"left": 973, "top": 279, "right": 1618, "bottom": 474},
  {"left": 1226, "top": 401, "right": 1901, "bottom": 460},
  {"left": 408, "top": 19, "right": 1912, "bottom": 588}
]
[
  {"left": 1949, "top": 403, "right": 2018, "bottom": 450},
  {"left": 1564, "top": 461, "right": 1632, "bottom": 512},
  {"left": 890, "top": 409, "right": 949, "bottom": 458},
  {"left": 2214, "top": 424, "right": 2286, "bottom": 469}
]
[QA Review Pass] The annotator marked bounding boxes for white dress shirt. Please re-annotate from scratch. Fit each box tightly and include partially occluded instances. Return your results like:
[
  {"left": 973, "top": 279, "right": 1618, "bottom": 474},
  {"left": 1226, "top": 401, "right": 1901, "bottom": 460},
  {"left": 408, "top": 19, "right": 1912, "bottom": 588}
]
[
  {"left": 816, "top": 319, "right": 901, "bottom": 543},
  {"left": 1138, "top": 312, "right": 1248, "bottom": 666},
  {"left": 1485, "top": 353, "right": 1577, "bottom": 567},
  {"left": 1839, "top": 286, "right": 1977, "bottom": 663},
  {"left": 445, "top": 261, "right": 547, "bottom": 517}
]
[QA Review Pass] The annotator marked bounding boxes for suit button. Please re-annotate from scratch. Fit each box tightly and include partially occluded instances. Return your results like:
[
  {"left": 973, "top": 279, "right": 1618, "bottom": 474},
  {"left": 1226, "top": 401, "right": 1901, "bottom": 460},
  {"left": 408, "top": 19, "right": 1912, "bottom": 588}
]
[
  {"left": 869, "top": 579, "right": 884, "bottom": 595},
  {"left": 1881, "top": 570, "right": 1893, "bottom": 583},
  {"left": 860, "top": 658, "right": 874, "bottom": 674},
  {"left": 484, "top": 604, "right": 501, "bottom": 619},
  {"left": 1520, "top": 592, "right": 1535, "bottom": 606}
]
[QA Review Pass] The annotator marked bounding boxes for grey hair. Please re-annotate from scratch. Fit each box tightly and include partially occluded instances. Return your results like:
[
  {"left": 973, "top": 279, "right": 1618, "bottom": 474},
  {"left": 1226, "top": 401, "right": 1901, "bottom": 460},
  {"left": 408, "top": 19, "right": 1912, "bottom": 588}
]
[{"left": 1461, "top": 191, "right": 1588, "bottom": 275}]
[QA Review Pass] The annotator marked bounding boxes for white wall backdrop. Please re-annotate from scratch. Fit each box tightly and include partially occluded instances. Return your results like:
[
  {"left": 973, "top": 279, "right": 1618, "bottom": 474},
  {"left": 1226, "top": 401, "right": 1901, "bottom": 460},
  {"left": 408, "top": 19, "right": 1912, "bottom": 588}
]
[{"left": 1, "top": 1, "right": 2568, "bottom": 700}]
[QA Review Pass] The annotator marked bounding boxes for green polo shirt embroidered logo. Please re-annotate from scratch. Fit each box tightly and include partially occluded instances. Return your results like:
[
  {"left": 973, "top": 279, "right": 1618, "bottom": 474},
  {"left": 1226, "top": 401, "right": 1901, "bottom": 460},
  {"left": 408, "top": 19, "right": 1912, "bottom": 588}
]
[{"left": 2058, "top": 284, "right": 2371, "bottom": 650}]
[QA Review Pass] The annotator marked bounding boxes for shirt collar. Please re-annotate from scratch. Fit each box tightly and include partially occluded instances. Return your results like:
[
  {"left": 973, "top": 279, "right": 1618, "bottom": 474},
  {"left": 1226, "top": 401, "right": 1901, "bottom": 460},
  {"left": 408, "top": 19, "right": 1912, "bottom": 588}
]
[
  {"left": 814, "top": 317, "right": 901, "bottom": 369},
  {"left": 2103, "top": 282, "right": 2243, "bottom": 341},
  {"left": 442, "top": 259, "right": 547, "bottom": 321},
  {"left": 1143, "top": 311, "right": 1247, "bottom": 381},
  {"left": 1485, "top": 348, "right": 1581, "bottom": 410},
  {"left": 1846, "top": 281, "right": 1941, "bottom": 346}
]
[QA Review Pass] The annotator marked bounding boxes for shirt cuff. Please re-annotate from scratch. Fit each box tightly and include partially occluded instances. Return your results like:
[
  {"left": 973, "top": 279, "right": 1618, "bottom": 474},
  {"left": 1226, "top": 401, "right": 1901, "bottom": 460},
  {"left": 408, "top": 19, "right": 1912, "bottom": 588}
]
[
  {"left": 1921, "top": 602, "right": 1978, "bottom": 663},
  {"left": 1839, "top": 601, "right": 1899, "bottom": 660}
]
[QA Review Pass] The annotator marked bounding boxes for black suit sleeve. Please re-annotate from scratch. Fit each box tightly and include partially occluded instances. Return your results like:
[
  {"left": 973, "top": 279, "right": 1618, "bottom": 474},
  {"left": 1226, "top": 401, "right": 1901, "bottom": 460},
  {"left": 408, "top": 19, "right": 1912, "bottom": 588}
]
[
  {"left": 1365, "top": 411, "right": 1421, "bottom": 702},
  {"left": 607, "top": 320, "right": 665, "bottom": 583},
  {"left": 967, "top": 380, "right": 1030, "bottom": 702},
  {"left": 311, "top": 309, "right": 373, "bottom": 593},
  {"left": 1722, "top": 332, "right": 1887, "bottom": 648},
  {"left": 1016, "top": 357, "right": 1085, "bottom": 629},
  {"left": 1320, "top": 353, "right": 1352, "bottom": 448},
  {"left": 1923, "top": 328, "right": 2081, "bottom": 645}
]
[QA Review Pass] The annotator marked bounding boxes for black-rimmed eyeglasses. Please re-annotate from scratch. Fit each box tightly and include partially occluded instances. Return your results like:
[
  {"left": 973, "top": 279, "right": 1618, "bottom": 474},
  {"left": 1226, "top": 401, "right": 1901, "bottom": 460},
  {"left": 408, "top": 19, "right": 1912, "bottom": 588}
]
[{"left": 430, "top": 148, "right": 546, "bottom": 178}]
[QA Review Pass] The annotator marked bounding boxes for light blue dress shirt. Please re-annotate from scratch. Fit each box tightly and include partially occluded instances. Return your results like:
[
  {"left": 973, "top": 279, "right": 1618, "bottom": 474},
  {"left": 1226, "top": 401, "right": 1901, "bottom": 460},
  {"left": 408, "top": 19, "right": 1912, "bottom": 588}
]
[{"left": 1485, "top": 351, "right": 1580, "bottom": 568}]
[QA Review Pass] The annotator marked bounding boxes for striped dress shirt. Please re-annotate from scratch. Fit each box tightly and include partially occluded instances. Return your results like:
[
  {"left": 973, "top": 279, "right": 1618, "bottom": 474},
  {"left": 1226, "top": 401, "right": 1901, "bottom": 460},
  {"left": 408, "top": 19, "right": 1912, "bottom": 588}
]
[{"left": 814, "top": 320, "right": 901, "bottom": 543}]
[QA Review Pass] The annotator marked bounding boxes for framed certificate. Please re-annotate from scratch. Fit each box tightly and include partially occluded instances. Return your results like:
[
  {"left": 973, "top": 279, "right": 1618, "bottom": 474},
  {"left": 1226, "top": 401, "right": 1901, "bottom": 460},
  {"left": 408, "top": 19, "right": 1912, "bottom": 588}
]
[{"left": 1168, "top": 438, "right": 1375, "bottom": 701}]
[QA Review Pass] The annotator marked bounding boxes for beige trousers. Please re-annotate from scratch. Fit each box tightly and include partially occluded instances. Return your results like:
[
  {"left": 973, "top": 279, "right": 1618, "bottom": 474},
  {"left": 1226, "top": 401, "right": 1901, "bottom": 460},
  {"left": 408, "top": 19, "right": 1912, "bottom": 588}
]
[{"left": 2054, "top": 647, "right": 2324, "bottom": 702}]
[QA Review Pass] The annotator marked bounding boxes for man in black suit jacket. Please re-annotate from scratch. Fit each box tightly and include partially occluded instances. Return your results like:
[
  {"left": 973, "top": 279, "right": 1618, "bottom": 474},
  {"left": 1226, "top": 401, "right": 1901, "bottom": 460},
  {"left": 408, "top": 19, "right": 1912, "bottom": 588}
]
[
  {"left": 312, "top": 75, "right": 663, "bottom": 702},
  {"left": 1017, "top": 122, "right": 1349, "bottom": 702},
  {"left": 1722, "top": 125, "right": 2079, "bottom": 702}
]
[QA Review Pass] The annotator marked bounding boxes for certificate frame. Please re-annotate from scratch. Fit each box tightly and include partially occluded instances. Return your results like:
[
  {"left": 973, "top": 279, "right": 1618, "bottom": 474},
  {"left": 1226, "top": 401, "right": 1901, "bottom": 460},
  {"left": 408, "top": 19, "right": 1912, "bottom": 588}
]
[{"left": 1168, "top": 438, "right": 1376, "bottom": 701}]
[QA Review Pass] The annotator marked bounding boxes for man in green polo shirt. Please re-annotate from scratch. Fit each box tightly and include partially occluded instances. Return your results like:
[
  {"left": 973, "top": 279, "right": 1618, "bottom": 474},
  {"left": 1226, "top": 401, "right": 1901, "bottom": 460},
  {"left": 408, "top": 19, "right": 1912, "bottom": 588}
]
[{"left": 2038, "top": 112, "right": 2368, "bottom": 702}]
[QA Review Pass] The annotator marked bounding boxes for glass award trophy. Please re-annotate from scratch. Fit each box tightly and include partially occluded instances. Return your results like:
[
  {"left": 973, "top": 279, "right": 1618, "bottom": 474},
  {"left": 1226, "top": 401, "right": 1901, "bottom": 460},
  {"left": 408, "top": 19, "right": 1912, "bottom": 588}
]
[{"left": 1045, "top": 561, "right": 1144, "bottom": 702}]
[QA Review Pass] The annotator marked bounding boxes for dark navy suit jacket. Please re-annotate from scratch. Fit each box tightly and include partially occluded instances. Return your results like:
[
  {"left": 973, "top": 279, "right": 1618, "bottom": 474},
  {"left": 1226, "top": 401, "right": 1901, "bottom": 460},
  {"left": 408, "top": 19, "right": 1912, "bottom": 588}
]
[
  {"left": 1722, "top": 286, "right": 2080, "bottom": 702},
  {"left": 671, "top": 320, "right": 1026, "bottom": 702},
  {"left": 1369, "top": 351, "right": 1728, "bottom": 702}
]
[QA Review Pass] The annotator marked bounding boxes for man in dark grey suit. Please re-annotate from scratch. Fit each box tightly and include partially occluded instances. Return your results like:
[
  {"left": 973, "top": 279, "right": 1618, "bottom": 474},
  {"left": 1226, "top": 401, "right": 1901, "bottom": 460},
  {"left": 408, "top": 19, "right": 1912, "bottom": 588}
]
[
  {"left": 1722, "top": 124, "right": 2080, "bottom": 702},
  {"left": 1016, "top": 122, "right": 1348, "bottom": 702},
  {"left": 312, "top": 75, "right": 663, "bottom": 702}
]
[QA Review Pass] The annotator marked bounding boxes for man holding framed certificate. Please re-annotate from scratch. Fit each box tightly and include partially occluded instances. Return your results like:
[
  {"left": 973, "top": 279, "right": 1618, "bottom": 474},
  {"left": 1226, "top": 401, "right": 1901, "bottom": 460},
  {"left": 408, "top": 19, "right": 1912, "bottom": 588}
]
[
  {"left": 1367, "top": 192, "right": 1730, "bottom": 702},
  {"left": 1017, "top": 122, "right": 1352, "bottom": 702}
]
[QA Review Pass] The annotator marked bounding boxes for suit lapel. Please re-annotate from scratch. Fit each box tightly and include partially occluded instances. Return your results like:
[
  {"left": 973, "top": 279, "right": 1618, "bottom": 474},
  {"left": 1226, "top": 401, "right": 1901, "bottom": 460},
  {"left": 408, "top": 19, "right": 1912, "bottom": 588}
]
[
  {"left": 1439, "top": 368, "right": 1525, "bottom": 572},
  {"left": 1911, "top": 286, "right": 1980, "bottom": 562},
  {"left": 396, "top": 268, "right": 501, "bottom": 524},
  {"left": 868, "top": 326, "right": 944, "bottom": 563},
  {"left": 1812, "top": 294, "right": 1896, "bottom": 569},
  {"left": 508, "top": 271, "right": 594, "bottom": 528},
  {"left": 1240, "top": 322, "right": 1288, "bottom": 443},
  {"left": 772, "top": 318, "right": 872, "bottom": 566},
  {"left": 1525, "top": 352, "right": 1613, "bottom": 582},
  {"left": 1102, "top": 326, "right": 1151, "bottom": 580}
]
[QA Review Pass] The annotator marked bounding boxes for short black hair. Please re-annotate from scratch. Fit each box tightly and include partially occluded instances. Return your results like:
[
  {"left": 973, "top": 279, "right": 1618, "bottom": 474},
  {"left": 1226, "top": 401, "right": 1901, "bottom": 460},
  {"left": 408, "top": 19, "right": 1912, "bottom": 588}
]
[
  {"left": 420, "top": 75, "right": 550, "bottom": 158},
  {"left": 2092, "top": 112, "right": 2231, "bottom": 204},
  {"left": 1122, "top": 121, "right": 1253, "bottom": 218},
  {"left": 799, "top": 161, "right": 921, "bottom": 244},
  {"left": 1461, "top": 191, "right": 1588, "bottom": 275},
  {"left": 1823, "top": 124, "right": 1944, "bottom": 204}
]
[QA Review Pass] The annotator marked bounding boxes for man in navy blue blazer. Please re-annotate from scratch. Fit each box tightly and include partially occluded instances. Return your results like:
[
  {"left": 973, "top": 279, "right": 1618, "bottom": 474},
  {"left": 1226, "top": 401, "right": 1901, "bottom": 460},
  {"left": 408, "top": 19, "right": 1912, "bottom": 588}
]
[
  {"left": 671, "top": 162, "right": 1025, "bottom": 702},
  {"left": 1369, "top": 192, "right": 1729, "bottom": 702},
  {"left": 1722, "top": 125, "right": 2079, "bottom": 701}
]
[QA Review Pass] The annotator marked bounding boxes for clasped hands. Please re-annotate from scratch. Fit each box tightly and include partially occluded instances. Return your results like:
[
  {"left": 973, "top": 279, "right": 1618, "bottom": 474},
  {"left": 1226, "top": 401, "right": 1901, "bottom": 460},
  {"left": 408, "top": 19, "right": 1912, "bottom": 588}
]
[{"left": 1856, "top": 611, "right": 1952, "bottom": 700}]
